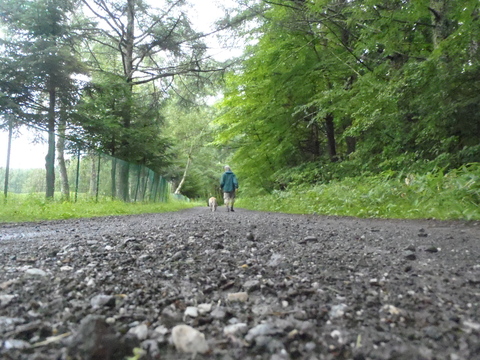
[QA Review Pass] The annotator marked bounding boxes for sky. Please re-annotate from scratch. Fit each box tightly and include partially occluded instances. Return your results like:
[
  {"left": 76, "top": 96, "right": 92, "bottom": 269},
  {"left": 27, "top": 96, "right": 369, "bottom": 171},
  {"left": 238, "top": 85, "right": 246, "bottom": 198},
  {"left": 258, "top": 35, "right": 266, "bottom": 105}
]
[
  {"left": 0, "top": 0, "right": 242, "bottom": 170},
  {"left": 0, "top": 129, "right": 47, "bottom": 170}
]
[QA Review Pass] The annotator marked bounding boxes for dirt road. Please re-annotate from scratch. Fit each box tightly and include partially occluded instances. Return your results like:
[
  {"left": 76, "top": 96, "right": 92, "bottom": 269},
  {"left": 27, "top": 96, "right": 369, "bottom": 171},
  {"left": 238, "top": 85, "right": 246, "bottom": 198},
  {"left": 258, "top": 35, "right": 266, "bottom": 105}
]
[{"left": 1, "top": 207, "right": 479, "bottom": 359}]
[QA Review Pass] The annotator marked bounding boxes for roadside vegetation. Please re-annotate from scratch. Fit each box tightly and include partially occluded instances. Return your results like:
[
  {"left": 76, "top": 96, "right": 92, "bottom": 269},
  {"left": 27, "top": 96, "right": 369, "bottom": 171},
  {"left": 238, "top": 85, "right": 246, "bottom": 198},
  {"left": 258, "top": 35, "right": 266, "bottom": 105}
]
[
  {"left": 237, "top": 164, "right": 480, "bottom": 221},
  {"left": 0, "top": 195, "right": 201, "bottom": 223},
  {"left": 3, "top": 163, "right": 478, "bottom": 223}
]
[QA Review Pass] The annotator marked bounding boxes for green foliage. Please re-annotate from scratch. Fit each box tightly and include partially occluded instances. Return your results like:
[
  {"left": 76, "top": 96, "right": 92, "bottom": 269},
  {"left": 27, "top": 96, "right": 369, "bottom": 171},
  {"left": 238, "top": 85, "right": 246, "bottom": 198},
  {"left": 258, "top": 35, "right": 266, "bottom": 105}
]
[
  {"left": 237, "top": 164, "right": 480, "bottom": 221},
  {"left": 0, "top": 0, "right": 86, "bottom": 120},
  {"left": 74, "top": 77, "right": 173, "bottom": 170},
  {"left": 162, "top": 102, "right": 226, "bottom": 200},
  {"left": 0, "top": 194, "right": 200, "bottom": 223},
  {"left": 217, "top": 0, "right": 480, "bottom": 196}
]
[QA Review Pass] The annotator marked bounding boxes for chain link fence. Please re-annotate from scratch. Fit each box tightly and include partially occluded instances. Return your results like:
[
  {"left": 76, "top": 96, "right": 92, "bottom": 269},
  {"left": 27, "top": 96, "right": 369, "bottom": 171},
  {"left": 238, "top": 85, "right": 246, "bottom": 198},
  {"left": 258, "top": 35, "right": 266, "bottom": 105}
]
[{"left": 0, "top": 129, "right": 188, "bottom": 203}]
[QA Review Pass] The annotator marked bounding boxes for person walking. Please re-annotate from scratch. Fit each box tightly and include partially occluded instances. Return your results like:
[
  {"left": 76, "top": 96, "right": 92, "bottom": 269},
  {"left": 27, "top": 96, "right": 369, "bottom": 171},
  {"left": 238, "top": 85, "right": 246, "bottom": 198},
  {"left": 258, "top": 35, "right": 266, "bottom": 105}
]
[{"left": 220, "top": 165, "right": 238, "bottom": 212}]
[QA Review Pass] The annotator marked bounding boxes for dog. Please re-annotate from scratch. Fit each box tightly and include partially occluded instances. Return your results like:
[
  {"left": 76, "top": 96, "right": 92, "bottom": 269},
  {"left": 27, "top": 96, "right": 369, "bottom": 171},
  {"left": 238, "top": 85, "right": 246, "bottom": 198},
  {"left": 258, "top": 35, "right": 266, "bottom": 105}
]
[{"left": 208, "top": 197, "right": 218, "bottom": 212}]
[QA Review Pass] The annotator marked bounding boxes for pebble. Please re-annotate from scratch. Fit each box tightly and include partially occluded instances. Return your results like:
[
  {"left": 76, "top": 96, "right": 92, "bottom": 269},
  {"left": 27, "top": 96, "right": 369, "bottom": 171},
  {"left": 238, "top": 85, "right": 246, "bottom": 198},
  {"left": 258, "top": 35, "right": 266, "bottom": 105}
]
[
  {"left": 0, "top": 294, "right": 17, "bottom": 306},
  {"left": 245, "top": 323, "right": 277, "bottom": 342},
  {"left": 184, "top": 306, "right": 198, "bottom": 318},
  {"left": 171, "top": 324, "right": 209, "bottom": 354},
  {"left": 243, "top": 279, "right": 260, "bottom": 292},
  {"left": 25, "top": 268, "right": 48, "bottom": 277},
  {"left": 425, "top": 246, "right": 439, "bottom": 253},
  {"left": 300, "top": 236, "right": 318, "bottom": 244},
  {"left": 329, "top": 304, "right": 348, "bottom": 319},
  {"left": 3, "top": 339, "right": 32, "bottom": 350},
  {"left": 223, "top": 323, "right": 248, "bottom": 335},
  {"left": 90, "top": 294, "right": 115, "bottom": 309},
  {"left": 128, "top": 323, "right": 149, "bottom": 340},
  {"left": 404, "top": 252, "right": 417, "bottom": 260},
  {"left": 267, "top": 253, "right": 284, "bottom": 267},
  {"left": 197, "top": 303, "right": 212, "bottom": 314},
  {"left": 227, "top": 292, "right": 249, "bottom": 302},
  {"left": 211, "top": 306, "right": 227, "bottom": 319}
]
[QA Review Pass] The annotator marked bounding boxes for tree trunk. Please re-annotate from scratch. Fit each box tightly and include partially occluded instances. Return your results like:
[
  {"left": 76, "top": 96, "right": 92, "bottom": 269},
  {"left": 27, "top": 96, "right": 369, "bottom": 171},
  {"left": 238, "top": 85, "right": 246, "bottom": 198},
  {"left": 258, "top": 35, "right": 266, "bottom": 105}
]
[
  {"left": 117, "top": 0, "right": 136, "bottom": 202},
  {"left": 311, "top": 120, "right": 321, "bottom": 160},
  {"left": 45, "top": 85, "right": 56, "bottom": 199},
  {"left": 325, "top": 113, "right": 338, "bottom": 162},
  {"left": 175, "top": 156, "right": 191, "bottom": 195},
  {"left": 56, "top": 117, "right": 70, "bottom": 201}
]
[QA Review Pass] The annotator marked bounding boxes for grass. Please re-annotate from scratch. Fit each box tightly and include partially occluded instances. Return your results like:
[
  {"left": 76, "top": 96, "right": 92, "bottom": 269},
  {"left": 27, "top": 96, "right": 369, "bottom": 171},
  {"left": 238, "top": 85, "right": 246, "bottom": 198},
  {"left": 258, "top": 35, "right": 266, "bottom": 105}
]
[
  {"left": 237, "top": 163, "right": 480, "bottom": 221},
  {"left": 2, "top": 164, "right": 479, "bottom": 223},
  {"left": 1, "top": 193, "right": 202, "bottom": 223}
]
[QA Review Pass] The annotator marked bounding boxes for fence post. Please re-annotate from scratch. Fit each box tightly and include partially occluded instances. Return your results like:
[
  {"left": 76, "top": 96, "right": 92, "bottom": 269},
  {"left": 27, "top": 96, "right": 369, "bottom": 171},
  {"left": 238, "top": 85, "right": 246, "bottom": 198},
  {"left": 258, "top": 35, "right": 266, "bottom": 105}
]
[
  {"left": 3, "top": 118, "right": 13, "bottom": 200},
  {"left": 75, "top": 148, "right": 81, "bottom": 202},
  {"left": 134, "top": 165, "right": 141, "bottom": 202},
  {"left": 111, "top": 158, "right": 117, "bottom": 200},
  {"left": 96, "top": 152, "right": 101, "bottom": 202}
]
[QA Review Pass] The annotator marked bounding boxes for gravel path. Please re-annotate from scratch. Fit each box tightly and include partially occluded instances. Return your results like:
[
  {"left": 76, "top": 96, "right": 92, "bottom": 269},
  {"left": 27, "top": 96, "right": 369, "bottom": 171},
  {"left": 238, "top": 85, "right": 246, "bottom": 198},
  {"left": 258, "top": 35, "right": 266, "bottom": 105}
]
[{"left": 1, "top": 207, "right": 479, "bottom": 360}]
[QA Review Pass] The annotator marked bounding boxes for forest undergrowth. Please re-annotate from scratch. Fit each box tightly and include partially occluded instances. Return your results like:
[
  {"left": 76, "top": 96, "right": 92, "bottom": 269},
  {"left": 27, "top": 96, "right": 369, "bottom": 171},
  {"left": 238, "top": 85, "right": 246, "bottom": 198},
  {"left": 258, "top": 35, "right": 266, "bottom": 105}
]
[{"left": 237, "top": 163, "right": 480, "bottom": 221}]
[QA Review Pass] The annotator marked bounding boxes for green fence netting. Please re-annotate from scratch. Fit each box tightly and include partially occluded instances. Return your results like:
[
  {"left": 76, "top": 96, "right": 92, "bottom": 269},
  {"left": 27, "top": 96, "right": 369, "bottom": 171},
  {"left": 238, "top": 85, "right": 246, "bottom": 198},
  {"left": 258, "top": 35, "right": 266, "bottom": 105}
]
[{"left": 1, "top": 147, "right": 178, "bottom": 203}]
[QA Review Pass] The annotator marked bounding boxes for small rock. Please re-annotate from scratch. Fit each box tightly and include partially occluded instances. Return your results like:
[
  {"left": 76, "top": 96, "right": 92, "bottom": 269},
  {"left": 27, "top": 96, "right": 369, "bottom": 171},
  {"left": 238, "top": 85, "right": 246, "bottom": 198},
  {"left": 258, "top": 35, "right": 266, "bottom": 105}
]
[
  {"left": 161, "top": 305, "right": 182, "bottom": 327},
  {"left": 122, "top": 237, "right": 137, "bottom": 245},
  {"left": 90, "top": 294, "right": 116, "bottom": 309},
  {"left": 210, "top": 306, "right": 227, "bottom": 319},
  {"left": 267, "top": 253, "right": 284, "bottom": 267},
  {"left": 246, "top": 232, "right": 255, "bottom": 241},
  {"left": 425, "top": 246, "right": 439, "bottom": 253},
  {"left": 25, "top": 268, "right": 48, "bottom": 277},
  {"left": 184, "top": 306, "right": 198, "bottom": 318},
  {"left": 245, "top": 323, "right": 277, "bottom": 342},
  {"left": 329, "top": 304, "right": 348, "bottom": 319},
  {"left": 423, "top": 326, "right": 442, "bottom": 340},
  {"left": 0, "top": 316, "right": 25, "bottom": 328},
  {"left": 171, "top": 324, "right": 209, "bottom": 354},
  {"left": 68, "top": 314, "right": 135, "bottom": 359},
  {"left": 404, "top": 252, "right": 417, "bottom": 261},
  {"left": 243, "top": 279, "right": 260, "bottom": 292},
  {"left": 223, "top": 323, "right": 248, "bottom": 336},
  {"left": 3, "top": 339, "right": 32, "bottom": 350},
  {"left": 227, "top": 292, "right": 249, "bottom": 302},
  {"left": 0, "top": 294, "right": 17, "bottom": 306},
  {"left": 197, "top": 303, "right": 212, "bottom": 315},
  {"left": 153, "top": 325, "right": 168, "bottom": 335},
  {"left": 463, "top": 320, "right": 480, "bottom": 332},
  {"left": 128, "top": 323, "right": 148, "bottom": 340},
  {"left": 404, "top": 244, "right": 416, "bottom": 252}
]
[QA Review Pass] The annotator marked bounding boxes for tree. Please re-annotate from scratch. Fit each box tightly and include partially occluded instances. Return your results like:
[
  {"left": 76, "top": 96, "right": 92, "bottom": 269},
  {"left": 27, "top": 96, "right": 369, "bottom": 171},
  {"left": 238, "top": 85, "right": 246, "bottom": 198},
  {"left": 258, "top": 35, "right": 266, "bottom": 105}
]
[
  {"left": 218, "top": 0, "right": 480, "bottom": 193},
  {"left": 217, "top": 0, "right": 355, "bottom": 191},
  {"left": 77, "top": 0, "right": 224, "bottom": 201},
  {"left": 0, "top": 0, "right": 86, "bottom": 199},
  {"left": 163, "top": 103, "right": 221, "bottom": 198}
]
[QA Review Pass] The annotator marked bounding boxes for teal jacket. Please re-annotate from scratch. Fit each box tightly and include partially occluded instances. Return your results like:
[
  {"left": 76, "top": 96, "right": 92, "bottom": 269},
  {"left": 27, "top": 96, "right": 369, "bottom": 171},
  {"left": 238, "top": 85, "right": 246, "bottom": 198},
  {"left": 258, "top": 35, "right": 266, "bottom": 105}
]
[{"left": 220, "top": 171, "right": 238, "bottom": 192}]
